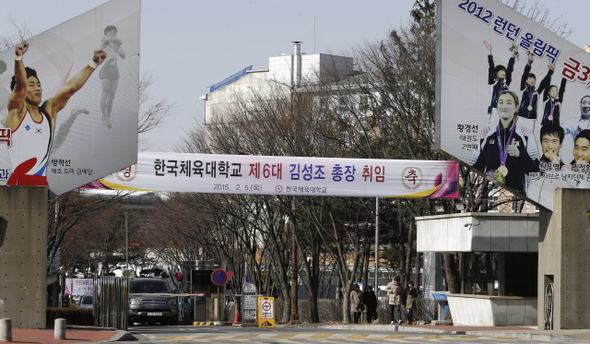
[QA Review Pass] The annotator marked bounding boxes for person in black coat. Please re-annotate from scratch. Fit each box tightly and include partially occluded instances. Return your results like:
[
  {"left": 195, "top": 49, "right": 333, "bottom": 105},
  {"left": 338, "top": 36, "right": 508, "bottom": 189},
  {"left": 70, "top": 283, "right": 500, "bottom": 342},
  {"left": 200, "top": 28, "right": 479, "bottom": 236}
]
[
  {"left": 362, "top": 285, "right": 378, "bottom": 324},
  {"left": 401, "top": 281, "right": 419, "bottom": 325}
]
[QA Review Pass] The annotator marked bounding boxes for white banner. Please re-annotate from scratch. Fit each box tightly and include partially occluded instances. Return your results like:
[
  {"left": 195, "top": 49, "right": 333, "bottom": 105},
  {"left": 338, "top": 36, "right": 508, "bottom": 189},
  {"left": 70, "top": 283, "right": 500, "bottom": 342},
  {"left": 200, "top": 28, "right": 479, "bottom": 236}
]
[
  {"left": 437, "top": 0, "right": 590, "bottom": 211},
  {"left": 64, "top": 278, "right": 93, "bottom": 296},
  {"left": 83, "top": 152, "right": 459, "bottom": 198}
]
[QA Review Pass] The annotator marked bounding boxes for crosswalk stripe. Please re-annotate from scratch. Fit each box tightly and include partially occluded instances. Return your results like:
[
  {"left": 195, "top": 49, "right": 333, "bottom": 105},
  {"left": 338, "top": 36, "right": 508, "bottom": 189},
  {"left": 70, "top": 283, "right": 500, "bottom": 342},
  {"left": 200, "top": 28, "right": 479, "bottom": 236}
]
[
  {"left": 269, "top": 334, "right": 299, "bottom": 339},
  {"left": 346, "top": 334, "right": 368, "bottom": 340},
  {"left": 143, "top": 332, "right": 500, "bottom": 342},
  {"left": 383, "top": 334, "right": 408, "bottom": 339},
  {"left": 167, "top": 336, "right": 189, "bottom": 341},
  {"left": 422, "top": 335, "right": 446, "bottom": 340}
]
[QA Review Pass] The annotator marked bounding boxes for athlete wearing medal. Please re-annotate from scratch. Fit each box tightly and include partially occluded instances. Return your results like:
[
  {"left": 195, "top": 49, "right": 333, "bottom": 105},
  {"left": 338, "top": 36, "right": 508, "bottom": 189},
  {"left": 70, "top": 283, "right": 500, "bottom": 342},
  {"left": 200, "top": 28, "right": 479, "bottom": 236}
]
[
  {"left": 539, "top": 62, "right": 566, "bottom": 126},
  {"left": 471, "top": 90, "right": 540, "bottom": 195},
  {"left": 484, "top": 41, "right": 515, "bottom": 123},
  {"left": 517, "top": 52, "right": 552, "bottom": 131}
]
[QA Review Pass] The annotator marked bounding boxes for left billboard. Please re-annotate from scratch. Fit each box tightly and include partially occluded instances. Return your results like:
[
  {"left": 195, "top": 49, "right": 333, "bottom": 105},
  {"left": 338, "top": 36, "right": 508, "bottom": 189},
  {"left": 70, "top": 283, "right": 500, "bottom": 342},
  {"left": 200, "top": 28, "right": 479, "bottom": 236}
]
[{"left": 0, "top": 0, "right": 140, "bottom": 196}]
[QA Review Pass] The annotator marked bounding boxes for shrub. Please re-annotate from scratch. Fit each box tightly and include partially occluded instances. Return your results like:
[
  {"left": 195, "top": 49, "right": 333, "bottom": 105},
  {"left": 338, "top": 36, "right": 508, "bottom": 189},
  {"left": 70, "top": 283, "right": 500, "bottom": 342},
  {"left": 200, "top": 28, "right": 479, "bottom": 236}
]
[
  {"left": 46, "top": 308, "right": 93, "bottom": 326},
  {"left": 273, "top": 299, "right": 343, "bottom": 323}
]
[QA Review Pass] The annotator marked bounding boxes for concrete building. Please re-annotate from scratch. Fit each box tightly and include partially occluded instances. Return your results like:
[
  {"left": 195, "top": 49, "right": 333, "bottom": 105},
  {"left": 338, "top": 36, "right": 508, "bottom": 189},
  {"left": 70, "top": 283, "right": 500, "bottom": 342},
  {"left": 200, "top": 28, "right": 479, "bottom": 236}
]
[
  {"left": 418, "top": 187, "right": 590, "bottom": 330},
  {"left": 417, "top": 212, "right": 539, "bottom": 326},
  {"left": 201, "top": 42, "right": 354, "bottom": 148}
]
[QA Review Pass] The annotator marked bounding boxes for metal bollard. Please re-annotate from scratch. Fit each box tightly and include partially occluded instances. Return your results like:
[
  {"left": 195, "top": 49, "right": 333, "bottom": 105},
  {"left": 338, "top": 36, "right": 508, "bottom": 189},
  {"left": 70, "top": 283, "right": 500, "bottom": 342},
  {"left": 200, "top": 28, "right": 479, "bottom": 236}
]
[
  {"left": 0, "top": 318, "right": 12, "bottom": 342},
  {"left": 54, "top": 318, "right": 66, "bottom": 339}
]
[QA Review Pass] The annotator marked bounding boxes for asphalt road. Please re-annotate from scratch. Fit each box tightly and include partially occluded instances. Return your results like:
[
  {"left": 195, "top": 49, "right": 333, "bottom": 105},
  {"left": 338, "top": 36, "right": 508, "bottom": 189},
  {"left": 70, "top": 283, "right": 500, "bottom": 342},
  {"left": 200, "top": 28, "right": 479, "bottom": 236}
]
[{"left": 124, "top": 324, "right": 561, "bottom": 344}]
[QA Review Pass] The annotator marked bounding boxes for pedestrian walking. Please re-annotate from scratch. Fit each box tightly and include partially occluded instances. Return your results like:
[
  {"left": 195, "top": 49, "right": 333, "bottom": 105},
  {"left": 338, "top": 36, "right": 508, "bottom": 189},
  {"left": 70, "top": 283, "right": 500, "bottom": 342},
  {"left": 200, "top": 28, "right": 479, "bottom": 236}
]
[
  {"left": 402, "top": 281, "right": 418, "bottom": 325},
  {"left": 362, "top": 285, "right": 378, "bottom": 323},
  {"left": 349, "top": 284, "right": 362, "bottom": 323},
  {"left": 385, "top": 276, "right": 402, "bottom": 325}
]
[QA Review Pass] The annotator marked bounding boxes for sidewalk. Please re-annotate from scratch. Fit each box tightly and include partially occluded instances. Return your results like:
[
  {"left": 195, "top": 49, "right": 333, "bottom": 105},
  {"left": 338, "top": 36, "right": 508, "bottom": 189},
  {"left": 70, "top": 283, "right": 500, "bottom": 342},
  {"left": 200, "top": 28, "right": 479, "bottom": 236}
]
[
  {"left": 297, "top": 323, "right": 590, "bottom": 342},
  {"left": 0, "top": 326, "right": 131, "bottom": 344},
  {"left": 3, "top": 323, "right": 590, "bottom": 343}
]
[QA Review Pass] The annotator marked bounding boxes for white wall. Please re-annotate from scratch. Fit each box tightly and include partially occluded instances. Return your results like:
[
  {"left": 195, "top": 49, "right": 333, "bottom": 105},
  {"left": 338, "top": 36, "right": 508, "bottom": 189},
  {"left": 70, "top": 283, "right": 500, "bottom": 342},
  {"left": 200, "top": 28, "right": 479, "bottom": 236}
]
[{"left": 417, "top": 213, "right": 539, "bottom": 253}]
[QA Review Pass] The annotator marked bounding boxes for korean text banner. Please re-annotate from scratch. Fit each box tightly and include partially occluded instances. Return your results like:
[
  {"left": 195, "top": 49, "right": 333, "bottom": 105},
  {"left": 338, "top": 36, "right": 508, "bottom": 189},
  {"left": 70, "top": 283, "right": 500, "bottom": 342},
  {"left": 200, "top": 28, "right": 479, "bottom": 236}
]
[
  {"left": 436, "top": 0, "right": 590, "bottom": 211},
  {"left": 0, "top": 0, "right": 140, "bottom": 196},
  {"left": 64, "top": 278, "right": 93, "bottom": 296},
  {"left": 83, "top": 152, "right": 459, "bottom": 198}
]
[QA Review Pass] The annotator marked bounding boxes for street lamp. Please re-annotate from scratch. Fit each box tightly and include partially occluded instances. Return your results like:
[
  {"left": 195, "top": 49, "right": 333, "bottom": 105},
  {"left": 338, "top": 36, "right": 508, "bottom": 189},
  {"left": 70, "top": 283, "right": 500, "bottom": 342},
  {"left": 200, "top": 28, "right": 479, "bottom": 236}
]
[
  {"left": 287, "top": 41, "right": 302, "bottom": 326},
  {"left": 125, "top": 211, "right": 129, "bottom": 269},
  {"left": 374, "top": 197, "right": 380, "bottom": 291}
]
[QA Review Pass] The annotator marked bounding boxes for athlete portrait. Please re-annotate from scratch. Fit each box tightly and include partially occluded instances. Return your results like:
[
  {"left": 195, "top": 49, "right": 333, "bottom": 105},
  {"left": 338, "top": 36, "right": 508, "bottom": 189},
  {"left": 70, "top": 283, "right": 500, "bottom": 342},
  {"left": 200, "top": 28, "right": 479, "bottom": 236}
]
[{"left": 6, "top": 41, "right": 106, "bottom": 186}]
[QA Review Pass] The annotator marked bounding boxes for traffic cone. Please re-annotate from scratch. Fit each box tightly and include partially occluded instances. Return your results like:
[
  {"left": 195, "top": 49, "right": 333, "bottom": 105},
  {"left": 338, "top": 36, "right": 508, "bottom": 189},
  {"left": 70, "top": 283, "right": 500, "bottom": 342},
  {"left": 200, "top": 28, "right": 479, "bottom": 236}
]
[{"left": 233, "top": 309, "right": 241, "bottom": 325}]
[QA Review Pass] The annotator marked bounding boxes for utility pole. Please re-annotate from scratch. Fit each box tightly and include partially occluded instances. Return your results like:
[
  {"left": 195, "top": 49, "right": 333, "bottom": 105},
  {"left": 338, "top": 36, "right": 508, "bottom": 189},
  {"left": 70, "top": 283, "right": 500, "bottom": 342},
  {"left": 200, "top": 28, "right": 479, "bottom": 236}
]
[
  {"left": 125, "top": 211, "right": 129, "bottom": 269},
  {"left": 288, "top": 198, "right": 300, "bottom": 325},
  {"left": 375, "top": 197, "right": 380, "bottom": 290},
  {"left": 288, "top": 41, "right": 302, "bottom": 325}
]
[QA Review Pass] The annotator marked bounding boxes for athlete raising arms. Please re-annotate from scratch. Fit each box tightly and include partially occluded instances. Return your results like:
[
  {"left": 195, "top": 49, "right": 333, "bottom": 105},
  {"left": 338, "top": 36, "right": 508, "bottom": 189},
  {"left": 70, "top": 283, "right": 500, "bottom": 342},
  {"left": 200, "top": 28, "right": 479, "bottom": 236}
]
[{"left": 6, "top": 41, "right": 106, "bottom": 185}]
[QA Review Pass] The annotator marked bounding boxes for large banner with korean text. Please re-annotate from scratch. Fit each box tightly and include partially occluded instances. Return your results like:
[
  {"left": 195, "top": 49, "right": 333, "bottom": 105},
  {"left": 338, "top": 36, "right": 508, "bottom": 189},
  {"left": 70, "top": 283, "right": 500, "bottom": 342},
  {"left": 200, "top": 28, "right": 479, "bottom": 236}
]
[
  {"left": 0, "top": 0, "right": 139, "bottom": 196},
  {"left": 83, "top": 152, "right": 459, "bottom": 198},
  {"left": 436, "top": 0, "right": 590, "bottom": 210}
]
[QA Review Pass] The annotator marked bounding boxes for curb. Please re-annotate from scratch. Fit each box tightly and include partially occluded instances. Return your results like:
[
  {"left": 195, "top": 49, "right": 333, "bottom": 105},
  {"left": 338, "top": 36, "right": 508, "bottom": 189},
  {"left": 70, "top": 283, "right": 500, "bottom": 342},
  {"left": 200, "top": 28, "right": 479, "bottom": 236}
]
[
  {"left": 295, "top": 323, "right": 451, "bottom": 333},
  {"left": 290, "top": 323, "right": 580, "bottom": 342},
  {"left": 456, "top": 331, "right": 577, "bottom": 343},
  {"left": 108, "top": 330, "right": 134, "bottom": 342}
]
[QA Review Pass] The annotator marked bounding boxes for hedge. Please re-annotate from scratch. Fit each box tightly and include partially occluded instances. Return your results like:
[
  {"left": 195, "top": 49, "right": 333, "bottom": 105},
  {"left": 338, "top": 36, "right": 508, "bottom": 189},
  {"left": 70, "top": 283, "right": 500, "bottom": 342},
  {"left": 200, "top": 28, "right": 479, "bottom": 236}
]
[{"left": 46, "top": 308, "right": 94, "bottom": 326}]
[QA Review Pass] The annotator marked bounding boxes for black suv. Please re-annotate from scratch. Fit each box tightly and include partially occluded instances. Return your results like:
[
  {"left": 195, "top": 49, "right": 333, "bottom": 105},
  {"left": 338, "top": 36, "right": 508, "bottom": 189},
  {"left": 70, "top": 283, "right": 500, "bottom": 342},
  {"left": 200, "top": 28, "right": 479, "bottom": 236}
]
[{"left": 128, "top": 278, "right": 179, "bottom": 325}]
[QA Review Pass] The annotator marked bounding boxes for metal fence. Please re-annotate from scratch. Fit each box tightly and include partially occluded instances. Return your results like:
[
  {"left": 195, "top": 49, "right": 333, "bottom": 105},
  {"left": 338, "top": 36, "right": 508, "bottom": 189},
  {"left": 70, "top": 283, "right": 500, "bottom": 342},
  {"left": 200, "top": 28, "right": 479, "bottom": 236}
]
[{"left": 93, "top": 276, "right": 130, "bottom": 330}]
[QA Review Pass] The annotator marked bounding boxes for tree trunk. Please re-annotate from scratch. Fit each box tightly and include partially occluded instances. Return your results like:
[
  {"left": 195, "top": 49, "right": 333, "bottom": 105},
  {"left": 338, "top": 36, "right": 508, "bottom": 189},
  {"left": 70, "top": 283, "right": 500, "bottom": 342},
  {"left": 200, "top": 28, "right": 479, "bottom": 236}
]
[
  {"left": 362, "top": 242, "right": 370, "bottom": 288},
  {"left": 414, "top": 251, "right": 421, "bottom": 287},
  {"left": 443, "top": 252, "right": 461, "bottom": 293},
  {"left": 308, "top": 285, "right": 319, "bottom": 323},
  {"left": 280, "top": 282, "right": 291, "bottom": 323},
  {"left": 342, "top": 285, "right": 351, "bottom": 323}
]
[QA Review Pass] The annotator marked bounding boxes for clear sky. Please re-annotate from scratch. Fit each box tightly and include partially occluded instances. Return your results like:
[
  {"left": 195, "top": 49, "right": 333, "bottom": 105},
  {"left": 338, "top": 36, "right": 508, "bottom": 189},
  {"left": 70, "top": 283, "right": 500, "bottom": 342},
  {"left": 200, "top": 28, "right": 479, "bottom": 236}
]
[{"left": 0, "top": 0, "right": 587, "bottom": 152}]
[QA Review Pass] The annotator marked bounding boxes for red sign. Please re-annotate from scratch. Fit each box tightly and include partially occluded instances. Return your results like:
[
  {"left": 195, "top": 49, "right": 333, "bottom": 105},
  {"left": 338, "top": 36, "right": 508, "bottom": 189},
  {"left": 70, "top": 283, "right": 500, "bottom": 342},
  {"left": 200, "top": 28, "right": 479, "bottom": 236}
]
[{"left": 211, "top": 269, "right": 227, "bottom": 286}]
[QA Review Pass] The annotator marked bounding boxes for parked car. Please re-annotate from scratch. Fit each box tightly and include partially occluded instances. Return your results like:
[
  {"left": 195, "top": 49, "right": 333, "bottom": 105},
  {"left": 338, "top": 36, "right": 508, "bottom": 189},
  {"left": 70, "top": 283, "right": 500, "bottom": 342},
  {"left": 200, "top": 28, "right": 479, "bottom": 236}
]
[
  {"left": 128, "top": 278, "right": 179, "bottom": 325},
  {"left": 77, "top": 295, "right": 93, "bottom": 309}
]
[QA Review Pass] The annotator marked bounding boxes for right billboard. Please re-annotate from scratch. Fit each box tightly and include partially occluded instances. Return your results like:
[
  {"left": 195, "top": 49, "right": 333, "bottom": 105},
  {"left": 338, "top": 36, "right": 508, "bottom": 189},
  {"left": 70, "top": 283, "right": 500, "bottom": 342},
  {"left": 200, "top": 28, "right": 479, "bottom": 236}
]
[{"left": 436, "top": 0, "right": 590, "bottom": 211}]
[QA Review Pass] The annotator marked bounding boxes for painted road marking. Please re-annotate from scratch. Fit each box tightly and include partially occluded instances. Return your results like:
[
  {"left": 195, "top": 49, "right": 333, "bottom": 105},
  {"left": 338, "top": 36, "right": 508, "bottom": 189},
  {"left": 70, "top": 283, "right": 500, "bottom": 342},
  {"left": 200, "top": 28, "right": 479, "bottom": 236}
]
[{"left": 143, "top": 332, "right": 523, "bottom": 342}]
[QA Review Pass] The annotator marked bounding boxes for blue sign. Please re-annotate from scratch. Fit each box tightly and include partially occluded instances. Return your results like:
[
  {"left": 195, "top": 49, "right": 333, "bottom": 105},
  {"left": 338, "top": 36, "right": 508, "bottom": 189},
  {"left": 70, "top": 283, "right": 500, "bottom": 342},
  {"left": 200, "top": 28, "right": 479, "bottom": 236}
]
[
  {"left": 432, "top": 293, "right": 448, "bottom": 300},
  {"left": 211, "top": 269, "right": 227, "bottom": 287}
]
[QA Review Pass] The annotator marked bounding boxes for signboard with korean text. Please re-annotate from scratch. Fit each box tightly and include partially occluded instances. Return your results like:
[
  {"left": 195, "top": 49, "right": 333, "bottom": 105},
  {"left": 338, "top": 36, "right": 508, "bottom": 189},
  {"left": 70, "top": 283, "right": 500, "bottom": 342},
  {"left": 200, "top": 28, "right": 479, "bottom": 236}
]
[
  {"left": 243, "top": 295, "right": 257, "bottom": 320},
  {"left": 0, "top": 0, "right": 139, "bottom": 196},
  {"left": 257, "top": 297, "right": 275, "bottom": 328},
  {"left": 436, "top": 0, "right": 590, "bottom": 211},
  {"left": 64, "top": 278, "right": 93, "bottom": 296},
  {"left": 83, "top": 152, "right": 459, "bottom": 198},
  {"left": 242, "top": 282, "right": 257, "bottom": 294}
]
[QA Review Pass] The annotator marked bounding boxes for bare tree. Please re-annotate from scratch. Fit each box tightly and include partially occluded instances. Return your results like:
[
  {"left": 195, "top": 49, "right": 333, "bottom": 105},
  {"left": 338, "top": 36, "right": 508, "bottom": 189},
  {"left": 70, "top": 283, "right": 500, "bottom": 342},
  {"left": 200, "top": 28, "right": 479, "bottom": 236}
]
[
  {"left": 501, "top": 0, "right": 571, "bottom": 39},
  {"left": 0, "top": 17, "right": 33, "bottom": 52},
  {"left": 47, "top": 190, "right": 129, "bottom": 275},
  {"left": 138, "top": 72, "right": 175, "bottom": 148}
]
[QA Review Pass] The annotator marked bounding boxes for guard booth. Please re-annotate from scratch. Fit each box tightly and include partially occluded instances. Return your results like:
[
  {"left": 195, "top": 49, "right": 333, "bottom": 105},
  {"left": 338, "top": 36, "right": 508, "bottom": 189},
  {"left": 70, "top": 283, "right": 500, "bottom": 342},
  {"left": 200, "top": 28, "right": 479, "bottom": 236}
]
[{"left": 181, "top": 260, "right": 225, "bottom": 322}]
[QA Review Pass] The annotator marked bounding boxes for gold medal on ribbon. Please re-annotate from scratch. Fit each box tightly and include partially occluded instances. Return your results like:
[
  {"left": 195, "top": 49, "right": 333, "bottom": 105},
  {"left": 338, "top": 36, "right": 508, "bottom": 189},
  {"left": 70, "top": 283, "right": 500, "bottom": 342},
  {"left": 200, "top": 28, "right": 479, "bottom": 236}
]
[
  {"left": 527, "top": 105, "right": 533, "bottom": 111},
  {"left": 498, "top": 165, "right": 508, "bottom": 176},
  {"left": 548, "top": 115, "right": 553, "bottom": 121}
]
